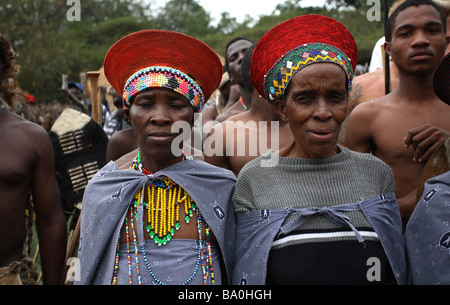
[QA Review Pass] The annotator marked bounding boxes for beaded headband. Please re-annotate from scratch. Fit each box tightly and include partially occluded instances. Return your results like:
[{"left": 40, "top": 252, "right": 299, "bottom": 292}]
[
  {"left": 251, "top": 15, "right": 358, "bottom": 102},
  {"left": 264, "top": 43, "right": 354, "bottom": 102},
  {"left": 123, "top": 66, "right": 205, "bottom": 112}
]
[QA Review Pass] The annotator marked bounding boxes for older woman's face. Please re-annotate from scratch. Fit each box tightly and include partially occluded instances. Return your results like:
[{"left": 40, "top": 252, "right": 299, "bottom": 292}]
[{"left": 275, "top": 63, "right": 348, "bottom": 159}]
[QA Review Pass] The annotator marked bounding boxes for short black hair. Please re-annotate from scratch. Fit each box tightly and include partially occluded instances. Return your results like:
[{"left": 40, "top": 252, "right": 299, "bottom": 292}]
[
  {"left": 240, "top": 44, "right": 256, "bottom": 92},
  {"left": 224, "top": 36, "right": 252, "bottom": 72},
  {"left": 386, "top": 0, "right": 447, "bottom": 42}
]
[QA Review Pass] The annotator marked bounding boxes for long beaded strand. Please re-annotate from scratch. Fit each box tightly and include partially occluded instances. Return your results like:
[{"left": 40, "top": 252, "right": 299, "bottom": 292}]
[
  {"left": 205, "top": 225, "right": 215, "bottom": 285},
  {"left": 141, "top": 205, "right": 204, "bottom": 285},
  {"left": 129, "top": 206, "right": 142, "bottom": 285},
  {"left": 125, "top": 217, "right": 132, "bottom": 285},
  {"left": 112, "top": 233, "right": 121, "bottom": 285},
  {"left": 112, "top": 150, "right": 215, "bottom": 285}
]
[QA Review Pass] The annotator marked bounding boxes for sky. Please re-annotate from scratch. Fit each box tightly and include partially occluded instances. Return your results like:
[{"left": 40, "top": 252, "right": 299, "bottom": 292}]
[{"left": 152, "top": 0, "right": 327, "bottom": 25}]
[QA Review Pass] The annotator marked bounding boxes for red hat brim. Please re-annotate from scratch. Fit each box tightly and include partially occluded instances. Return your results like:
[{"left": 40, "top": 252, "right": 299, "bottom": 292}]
[
  {"left": 251, "top": 15, "right": 358, "bottom": 99},
  {"left": 434, "top": 52, "right": 450, "bottom": 105},
  {"left": 104, "top": 30, "right": 222, "bottom": 104}
]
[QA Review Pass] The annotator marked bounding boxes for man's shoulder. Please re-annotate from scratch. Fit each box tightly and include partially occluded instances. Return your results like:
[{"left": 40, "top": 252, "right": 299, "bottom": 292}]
[
  {"left": 7, "top": 112, "right": 49, "bottom": 140},
  {"left": 209, "top": 114, "right": 254, "bottom": 135},
  {"left": 354, "top": 69, "right": 384, "bottom": 85},
  {"left": 351, "top": 94, "right": 390, "bottom": 115}
]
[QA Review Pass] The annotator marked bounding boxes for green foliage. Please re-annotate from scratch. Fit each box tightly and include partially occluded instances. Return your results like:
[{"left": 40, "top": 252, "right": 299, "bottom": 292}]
[{"left": 1, "top": 0, "right": 385, "bottom": 103}]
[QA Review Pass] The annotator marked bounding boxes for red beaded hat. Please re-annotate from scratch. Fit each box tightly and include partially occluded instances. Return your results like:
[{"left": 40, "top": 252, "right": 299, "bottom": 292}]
[
  {"left": 433, "top": 52, "right": 450, "bottom": 105},
  {"left": 251, "top": 15, "right": 358, "bottom": 102},
  {"left": 104, "top": 30, "right": 222, "bottom": 111}
]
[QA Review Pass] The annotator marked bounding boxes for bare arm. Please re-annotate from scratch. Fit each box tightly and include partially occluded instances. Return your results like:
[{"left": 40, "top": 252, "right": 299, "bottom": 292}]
[
  {"left": 344, "top": 103, "right": 375, "bottom": 153},
  {"left": 31, "top": 126, "right": 67, "bottom": 284}
]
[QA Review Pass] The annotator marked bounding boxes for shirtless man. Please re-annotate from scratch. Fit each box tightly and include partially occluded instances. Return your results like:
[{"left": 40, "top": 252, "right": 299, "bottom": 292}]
[
  {"left": 204, "top": 45, "right": 293, "bottom": 176},
  {"left": 0, "top": 35, "right": 66, "bottom": 284},
  {"left": 345, "top": 0, "right": 450, "bottom": 226},
  {"left": 340, "top": 0, "right": 450, "bottom": 146},
  {"left": 214, "top": 37, "right": 253, "bottom": 123}
]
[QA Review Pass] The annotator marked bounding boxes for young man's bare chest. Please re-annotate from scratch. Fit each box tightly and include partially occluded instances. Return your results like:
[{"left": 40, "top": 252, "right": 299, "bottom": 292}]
[{"left": 370, "top": 104, "right": 450, "bottom": 170}]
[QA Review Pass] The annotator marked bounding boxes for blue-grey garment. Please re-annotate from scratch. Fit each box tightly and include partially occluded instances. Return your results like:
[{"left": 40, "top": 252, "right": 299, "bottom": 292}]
[
  {"left": 232, "top": 192, "right": 407, "bottom": 285},
  {"left": 404, "top": 170, "right": 450, "bottom": 285},
  {"left": 75, "top": 159, "right": 236, "bottom": 285},
  {"left": 99, "top": 239, "right": 222, "bottom": 285}
]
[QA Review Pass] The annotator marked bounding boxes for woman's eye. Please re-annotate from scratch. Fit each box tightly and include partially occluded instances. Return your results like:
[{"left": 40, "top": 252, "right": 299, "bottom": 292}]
[
  {"left": 329, "top": 95, "right": 345, "bottom": 103},
  {"left": 293, "top": 95, "right": 310, "bottom": 103},
  {"left": 169, "top": 103, "right": 185, "bottom": 109}
]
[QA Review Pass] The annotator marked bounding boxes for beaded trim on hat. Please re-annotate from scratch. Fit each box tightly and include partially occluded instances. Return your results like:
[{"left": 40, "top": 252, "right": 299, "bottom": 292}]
[
  {"left": 263, "top": 43, "right": 354, "bottom": 102},
  {"left": 123, "top": 66, "right": 205, "bottom": 112}
]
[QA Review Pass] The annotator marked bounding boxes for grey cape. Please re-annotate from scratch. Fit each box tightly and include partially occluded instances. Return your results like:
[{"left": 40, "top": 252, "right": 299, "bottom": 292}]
[
  {"left": 232, "top": 192, "right": 407, "bottom": 285},
  {"left": 75, "top": 159, "right": 236, "bottom": 285},
  {"left": 405, "top": 170, "right": 450, "bottom": 285}
]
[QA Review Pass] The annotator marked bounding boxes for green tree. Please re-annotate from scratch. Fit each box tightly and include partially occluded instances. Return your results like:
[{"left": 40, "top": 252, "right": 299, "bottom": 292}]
[
  {"left": 2, "top": 0, "right": 386, "bottom": 104},
  {"left": 154, "top": 0, "right": 213, "bottom": 37},
  {"left": 1, "top": 0, "right": 154, "bottom": 103}
]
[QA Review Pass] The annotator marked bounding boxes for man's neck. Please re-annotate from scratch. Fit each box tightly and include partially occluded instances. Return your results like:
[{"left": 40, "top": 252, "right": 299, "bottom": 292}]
[
  {"left": 239, "top": 84, "right": 252, "bottom": 109},
  {"left": 248, "top": 89, "right": 285, "bottom": 122},
  {"left": 396, "top": 71, "right": 436, "bottom": 102}
]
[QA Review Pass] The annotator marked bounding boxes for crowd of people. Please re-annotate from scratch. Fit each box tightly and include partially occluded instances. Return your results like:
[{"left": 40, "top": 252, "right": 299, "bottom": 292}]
[{"left": 1, "top": 0, "right": 450, "bottom": 286}]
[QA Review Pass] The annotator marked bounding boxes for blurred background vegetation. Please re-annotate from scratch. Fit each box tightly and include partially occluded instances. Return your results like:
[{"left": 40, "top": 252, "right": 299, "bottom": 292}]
[{"left": 0, "top": 0, "right": 387, "bottom": 103}]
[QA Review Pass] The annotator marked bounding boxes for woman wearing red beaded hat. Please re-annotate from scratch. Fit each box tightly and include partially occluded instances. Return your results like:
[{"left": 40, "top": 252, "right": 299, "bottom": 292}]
[
  {"left": 232, "top": 15, "right": 407, "bottom": 285},
  {"left": 76, "top": 30, "right": 236, "bottom": 285}
]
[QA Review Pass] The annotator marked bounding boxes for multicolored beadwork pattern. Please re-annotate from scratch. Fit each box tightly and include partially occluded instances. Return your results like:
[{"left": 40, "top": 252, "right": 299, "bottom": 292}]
[
  {"left": 264, "top": 43, "right": 354, "bottom": 102},
  {"left": 123, "top": 66, "right": 205, "bottom": 112}
]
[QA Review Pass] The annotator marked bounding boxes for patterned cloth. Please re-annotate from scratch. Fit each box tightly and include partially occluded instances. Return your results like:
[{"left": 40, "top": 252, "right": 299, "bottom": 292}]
[
  {"left": 101, "top": 239, "right": 222, "bottom": 285},
  {"left": 404, "top": 170, "right": 450, "bottom": 284},
  {"left": 75, "top": 159, "right": 236, "bottom": 285},
  {"left": 232, "top": 193, "right": 407, "bottom": 285}
]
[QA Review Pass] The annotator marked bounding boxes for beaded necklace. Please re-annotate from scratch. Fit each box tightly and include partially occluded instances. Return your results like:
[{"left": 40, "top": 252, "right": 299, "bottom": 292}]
[
  {"left": 112, "top": 150, "right": 215, "bottom": 285},
  {"left": 239, "top": 97, "right": 248, "bottom": 111}
]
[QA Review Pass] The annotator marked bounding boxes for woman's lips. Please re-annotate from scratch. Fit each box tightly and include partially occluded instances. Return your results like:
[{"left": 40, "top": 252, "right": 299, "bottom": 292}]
[
  {"left": 148, "top": 132, "right": 174, "bottom": 143},
  {"left": 307, "top": 129, "right": 335, "bottom": 141}
]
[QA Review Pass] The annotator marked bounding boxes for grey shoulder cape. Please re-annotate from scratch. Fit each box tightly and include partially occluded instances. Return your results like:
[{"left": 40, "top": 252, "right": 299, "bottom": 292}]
[
  {"left": 75, "top": 159, "right": 236, "bottom": 285},
  {"left": 232, "top": 192, "right": 407, "bottom": 285},
  {"left": 404, "top": 170, "right": 450, "bottom": 285}
]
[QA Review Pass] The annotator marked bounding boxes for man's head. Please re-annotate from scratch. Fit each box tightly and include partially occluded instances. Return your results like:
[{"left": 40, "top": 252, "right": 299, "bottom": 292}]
[
  {"left": 240, "top": 44, "right": 256, "bottom": 93},
  {"left": 385, "top": 0, "right": 447, "bottom": 75},
  {"left": 224, "top": 37, "right": 252, "bottom": 86},
  {"left": 67, "top": 81, "right": 83, "bottom": 101},
  {"left": 0, "top": 34, "right": 21, "bottom": 108},
  {"left": 0, "top": 34, "right": 18, "bottom": 84},
  {"left": 386, "top": 0, "right": 447, "bottom": 42}
]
